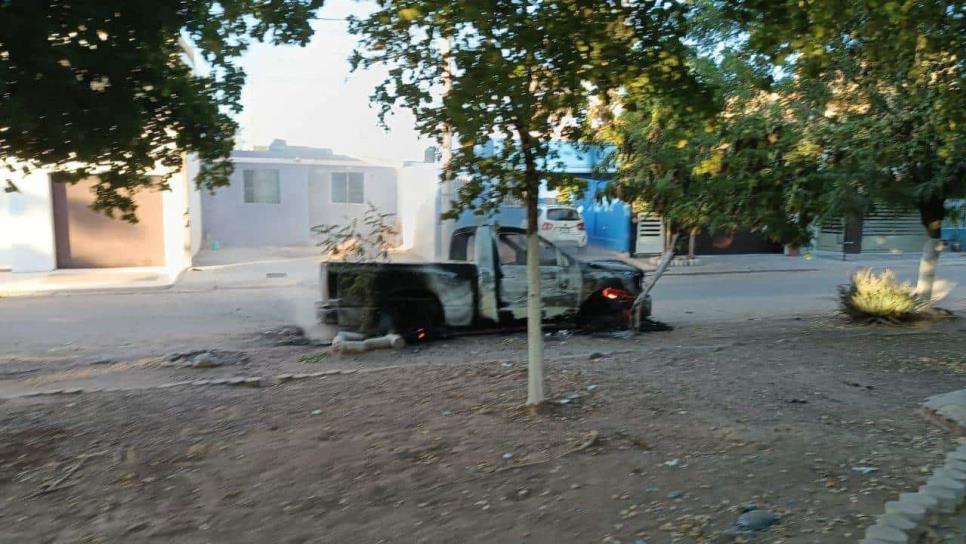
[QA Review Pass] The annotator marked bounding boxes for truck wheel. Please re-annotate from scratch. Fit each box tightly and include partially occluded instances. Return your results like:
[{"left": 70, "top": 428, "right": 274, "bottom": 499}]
[
  {"left": 385, "top": 298, "right": 445, "bottom": 342},
  {"left": 577, "top": 290, "right": 630, "bottom": 331}
]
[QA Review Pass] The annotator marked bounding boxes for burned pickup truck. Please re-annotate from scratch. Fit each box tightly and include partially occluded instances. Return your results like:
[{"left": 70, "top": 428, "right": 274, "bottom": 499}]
[{"left": 317, "top": 225, "right": 650, "bottom": 340}]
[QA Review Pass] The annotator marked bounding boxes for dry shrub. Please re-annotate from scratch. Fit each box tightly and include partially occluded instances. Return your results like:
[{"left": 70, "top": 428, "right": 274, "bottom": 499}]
[
  {"left": 838, "top": 268, "right": 930, "bottom": 323},
  {"left": 312, "top": 203, "right": 399, "bottom": 262}
]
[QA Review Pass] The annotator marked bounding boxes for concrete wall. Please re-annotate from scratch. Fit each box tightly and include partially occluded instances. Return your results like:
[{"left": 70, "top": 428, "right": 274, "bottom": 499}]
[
  {"left": 203, "top": 161, "right": 398, "bottom": 248},
  {"left": 396, "top": 163, "right": 440, "bottom": 261},
  {"left": 861, "top": 234, "right": 927, "bottom": 254},
  {"left": 0, "top": 171, "right": 57, "bottom": 272},
  {"left": 186, "top": 156, "right": 204, "bottom": 257},
  {"left": 202, "top": 163, "right": 311, "bottom": 247},
  {"left": 817, "top": 229, "right": 927, "bottom": 254},
  {"left": 162, "top": 157, "right": 202, "bottom": 272},
  {"left": 306, "top": 165, "right": 397, "bottom": 236}
]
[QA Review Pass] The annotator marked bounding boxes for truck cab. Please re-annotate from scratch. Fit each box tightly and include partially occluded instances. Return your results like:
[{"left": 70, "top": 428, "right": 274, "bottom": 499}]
[{"left": 449, "top": 226, "right": 583, "bottom": 325}]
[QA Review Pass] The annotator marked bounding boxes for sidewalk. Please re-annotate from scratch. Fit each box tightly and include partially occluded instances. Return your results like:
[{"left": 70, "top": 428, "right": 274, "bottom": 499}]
[
  {"left": 173, "top": 246, "right": 320, "bottom": 292},
  {"left": 0, "top": 266, "right": 176, "bottom": 297},
  {"left": 0, "top": 247, "right": 323, "bottom": 297},
  {"left": 0, "top": 245, "right": 425, "bottom": 297},
  {"left": 578, "top": 245, "right": 966, "bottom": 275}
]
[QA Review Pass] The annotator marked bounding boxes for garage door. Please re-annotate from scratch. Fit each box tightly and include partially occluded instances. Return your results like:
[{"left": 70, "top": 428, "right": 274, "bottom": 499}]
[{"left": 51, "top": 177, "right": 165, "bottom": 268}]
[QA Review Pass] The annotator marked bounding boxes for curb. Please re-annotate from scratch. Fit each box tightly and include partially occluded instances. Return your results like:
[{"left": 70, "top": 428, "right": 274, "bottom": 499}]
[
  {"left": 15, "top": 368, "right": 364, "bottom": 398},
  {"left": 3, "top": 349, "right": 640, "bottom": 400},
  {"left": 662, "top": 267, "right": 823, "bottom": 277},
  {"left": 922, "top": 390, "right": 966, "bottom": 436},
  {"left": 0, "top": 278, "right": 312, "bottom": 298},
  {"left": 0, "top": 282, "right": 176, "bottom": 298},
  {"left": 860, "top": 441, "right": 966, "bottom": 543},
  {"left": 861, "top": 388, "right": 966, "bottom": 543}
]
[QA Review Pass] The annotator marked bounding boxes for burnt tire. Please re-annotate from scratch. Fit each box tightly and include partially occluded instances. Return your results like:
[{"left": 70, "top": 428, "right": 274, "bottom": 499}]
[
  {"left": 383, "top": 298, "right": 445, "bottom": 342},
  {"left": 576, "top": 291, "right": 632, "bottom": 331}
]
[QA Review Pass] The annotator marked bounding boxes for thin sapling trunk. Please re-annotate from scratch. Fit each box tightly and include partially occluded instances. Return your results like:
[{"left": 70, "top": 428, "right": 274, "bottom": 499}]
[{"left": 525, "top": 184, "right": 545, "bottom": 405}]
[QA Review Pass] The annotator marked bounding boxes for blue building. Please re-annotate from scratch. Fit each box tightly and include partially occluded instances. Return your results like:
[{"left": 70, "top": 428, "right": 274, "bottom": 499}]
[
  {"left": 574, "top": 178, "right": 633, "bottom": 252},
  {"left": 453, "top": 142, "right": 635, "bottom": 252},
  {"left": 942, "top": 199, "right": 965, "bottom": 251}
]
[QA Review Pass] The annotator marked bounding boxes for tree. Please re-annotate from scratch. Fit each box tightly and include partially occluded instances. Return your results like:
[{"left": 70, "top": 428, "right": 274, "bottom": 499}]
[
  {"left": 350, "top": 0, "right": 704, "bottom": 405},
  {"left": 727, "top": 0, "right": 966, "bottom": 301},
  {"left": 0, "top": 0, "right": 324, "bottom": 220},
  {"left": 706, "top": 83, "right": 832, "bottom": 251},
  {"left": 597, "top": 44, "right": 831, "bottom": 257},
  {"left": 595, "top": 88, "right": 719, "bottom": 256}
]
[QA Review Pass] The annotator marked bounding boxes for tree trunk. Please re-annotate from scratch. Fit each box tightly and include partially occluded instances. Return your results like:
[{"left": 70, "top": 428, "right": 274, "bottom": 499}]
[
  {"left": 688, "top": 228, "right": 697, "bottom": 259},
  {"left": 525, "top": 185, "right": 545, "bottom": 405},
  {"left": 915, "top": 199, "right": 946, "bottom": 303},
  {"left": 915, "top": 237, "right": 942, "bottom": 302},
  {"left": 517, "top": 123, "right": 545, "bottom": 407}
]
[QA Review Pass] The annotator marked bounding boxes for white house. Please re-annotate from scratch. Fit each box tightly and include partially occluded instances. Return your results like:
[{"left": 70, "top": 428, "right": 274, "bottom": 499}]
[
  {"left": 1, "top": 36, "right": 206, "bottom": 276},
  {"left": 202, "top": 140, "right": 398, "bottom": 248},
  {"left": 0, "top": 162, "right": 203, "bottom": 274}
]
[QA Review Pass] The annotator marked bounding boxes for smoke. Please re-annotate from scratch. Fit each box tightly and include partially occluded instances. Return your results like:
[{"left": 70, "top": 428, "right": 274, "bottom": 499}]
[
  {"left": 931, "top": 279, "right": 957, "bottom": 305},
  {"left": 285, "top": 286, "right": 338, "bottom": 343}
]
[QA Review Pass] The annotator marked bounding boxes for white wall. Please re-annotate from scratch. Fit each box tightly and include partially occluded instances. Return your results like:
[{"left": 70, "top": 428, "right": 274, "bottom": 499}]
[
  {"left": 306, "top": 165, "right": 397, "bottom": 235},
  {"left": 202, "top": 160, "right": 398, "bottom": 247},
  {"left": 186, "top": 156, "right": 204, "bottom": 256},
  {"left": 1, "top": 161, "right": 196, "bottom": 274},
  {"left": 0, "top": 188, "right": 9, "bottom": 270},
  {"left": 397, "top": 163, "right": 441, "bottom": 261},
  {"left": 161, "top": 160, "right": 197, "bottom": 274},
  {"left": 202, "top": 163, "right": 312, "bottom": 246},
  {"left": 0, "top": 171, "right": 57, "bottom": 272}
]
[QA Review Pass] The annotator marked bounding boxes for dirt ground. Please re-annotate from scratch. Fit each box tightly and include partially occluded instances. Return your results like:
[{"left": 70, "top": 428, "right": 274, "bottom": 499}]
[{"left": 1, "top": 316, "right": 965, "bottom": 544}]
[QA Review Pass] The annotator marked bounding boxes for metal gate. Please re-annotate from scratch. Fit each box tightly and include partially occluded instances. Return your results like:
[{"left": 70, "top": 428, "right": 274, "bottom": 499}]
[{"left": 635, "top": 213, "right": 664, "bottom": 254}]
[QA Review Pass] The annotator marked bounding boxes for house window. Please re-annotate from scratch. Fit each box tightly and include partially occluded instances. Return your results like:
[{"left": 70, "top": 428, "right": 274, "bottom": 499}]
[
  {"left": 331, "top": 172, "right": 365, "bottom": 204},
  {"left": 243, "top": 170, "right": 280, "bottom": 204}
]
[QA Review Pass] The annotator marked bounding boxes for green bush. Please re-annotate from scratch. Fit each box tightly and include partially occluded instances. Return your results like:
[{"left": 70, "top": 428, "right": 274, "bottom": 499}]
[{"left": 838, "top": 269, "right": 929, "bottom": 322}]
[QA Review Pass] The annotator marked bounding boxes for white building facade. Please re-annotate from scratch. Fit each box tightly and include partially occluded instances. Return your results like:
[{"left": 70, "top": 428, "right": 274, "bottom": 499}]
[
  {"left": 202, "top": 140, "right": 398, "bottom": 248},
  {"left": 0, "top": 162, "right": 202, "bottom": 273}
]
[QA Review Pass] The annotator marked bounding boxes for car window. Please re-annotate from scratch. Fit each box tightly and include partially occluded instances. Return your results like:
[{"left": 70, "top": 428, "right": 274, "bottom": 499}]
[
  {"left": 498, "top": 233, "right": 561, "bottom": 267},
  {"left": 449, "top": 232, "right": 475, "bottom": 262},
  {"left": 538, "top": 239, "right": 561, "bottom": 266},
  {"left": 546, "top": 208, "right": 580, "bottom": 221},
  {"left": 498, "top": 233, "right": 527, "bottom": 265}
]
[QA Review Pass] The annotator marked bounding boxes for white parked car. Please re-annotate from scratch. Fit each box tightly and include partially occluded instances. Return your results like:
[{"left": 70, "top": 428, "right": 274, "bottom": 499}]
[{"left": 536, "top": 206, "right": 587, "bottom": 248}]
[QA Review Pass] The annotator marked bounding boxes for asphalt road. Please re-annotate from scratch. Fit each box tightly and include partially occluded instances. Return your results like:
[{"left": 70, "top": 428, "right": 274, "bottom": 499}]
[
  {"left": 653, "top": 261, "right": 966, "bottom": 321},
  {"left": 2, "top": 260, "right": 964, "bottom": 359}
]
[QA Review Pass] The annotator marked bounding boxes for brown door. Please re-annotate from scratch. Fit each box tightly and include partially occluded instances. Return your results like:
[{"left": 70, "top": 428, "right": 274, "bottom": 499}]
[{"left": 51, "top": 177, "right": 166, "bottom": 268}]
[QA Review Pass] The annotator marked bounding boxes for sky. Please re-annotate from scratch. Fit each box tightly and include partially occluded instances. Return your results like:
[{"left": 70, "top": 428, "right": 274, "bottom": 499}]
[{"left": 234, "top": 0, "right": 430, "bottom": 164}]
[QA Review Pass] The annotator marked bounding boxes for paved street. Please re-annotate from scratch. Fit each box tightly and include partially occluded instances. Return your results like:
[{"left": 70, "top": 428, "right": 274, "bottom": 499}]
[
  {"left": 2, "top": 253, "right": 964, "bottom": 360},
  {"left": 654, "top": 261, "right": 966, "bottom": 322}
]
